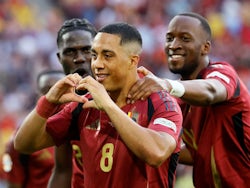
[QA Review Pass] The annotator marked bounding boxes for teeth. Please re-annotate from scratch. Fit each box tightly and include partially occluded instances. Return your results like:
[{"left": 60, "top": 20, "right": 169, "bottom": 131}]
[
  {"left": 172, "top": 55, "right": 182, "bottom": 58},
  {"left": 169, "top": 50, "right": 174, "bottom": 55}
]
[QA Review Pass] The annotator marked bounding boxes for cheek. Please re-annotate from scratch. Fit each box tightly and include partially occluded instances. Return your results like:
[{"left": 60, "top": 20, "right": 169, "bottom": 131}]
[
  {"left": 113, "top": 68, "right": 127, "bottom": 81},
  {"left": 91, "top": 63, "right": 96, "bottom": 75},
  {"left": 91, "top": 61, "right": 95, "bottom": 69},
  {"left": 85, "top": 55, "right": 92, "bottom": 62}
]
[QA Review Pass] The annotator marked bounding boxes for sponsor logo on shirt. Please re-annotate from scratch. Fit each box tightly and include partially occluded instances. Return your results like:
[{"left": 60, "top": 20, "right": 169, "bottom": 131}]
[
  {"left": 153, "top": 118, "right": 177, "bottom": 133},
  {"left": 86, "top": 120, "right": 101, "bottom": 130}
]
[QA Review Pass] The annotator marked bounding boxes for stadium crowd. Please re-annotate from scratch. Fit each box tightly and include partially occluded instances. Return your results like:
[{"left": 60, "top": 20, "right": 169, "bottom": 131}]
[{"left": 0, "top": 0, "right": 250, "bottom": 187}]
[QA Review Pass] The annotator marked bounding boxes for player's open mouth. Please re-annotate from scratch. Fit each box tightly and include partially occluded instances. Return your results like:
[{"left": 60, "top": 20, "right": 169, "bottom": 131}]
[{"left": 73, "top": 69, "right": 89, "bottom": 78}]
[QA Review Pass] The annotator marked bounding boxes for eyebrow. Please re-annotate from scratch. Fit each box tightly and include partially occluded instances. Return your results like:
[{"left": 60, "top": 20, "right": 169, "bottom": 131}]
[{"left": 91, "top": 48, "right": 114, "bottom": 54}]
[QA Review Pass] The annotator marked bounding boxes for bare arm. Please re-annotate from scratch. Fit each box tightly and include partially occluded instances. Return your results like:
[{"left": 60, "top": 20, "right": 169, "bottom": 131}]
[
  {"left": 47, "top": 144, "right": 72, "bottom": 188},
  {"left": 177, "top": 79, "right": 227, "bottom": 105},
  {"left": 14, "top": 74, "right": 86, "bottom": 154},
  {"left": 14, "top": 110, "right": 55, "bottom": 154},
  {"left": 178, "top": 144, "right": 193, "bottom": 165},
  {"left": 127, "top": 66, "right": 227, "bottom": 106}
]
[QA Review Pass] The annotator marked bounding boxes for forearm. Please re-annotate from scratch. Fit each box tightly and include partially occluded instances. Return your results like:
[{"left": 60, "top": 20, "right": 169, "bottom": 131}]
[
  {"left": 165, "top": 79, "right": 227, "bottom": 105},
  {"left": 179, "top": 145, "right": 193, "bottom": 165},
  {"left": 14, "top": 109, "right": 54, "bottom": 154},
  {"left": 47, "top": 170, "right": 72, "bottom": 188},
  {"left": 105, "top": 103, "right": 176, "bottom": 167},
  {"left": 48, "top": 144, "right": 72, "bottom": 188}
]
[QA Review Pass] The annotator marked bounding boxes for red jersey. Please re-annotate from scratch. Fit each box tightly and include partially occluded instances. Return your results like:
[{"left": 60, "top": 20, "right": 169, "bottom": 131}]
[
  {"left": 46, "top": 91, "right": 183, "bottom": 188},
  {"left": 2, "top": 134, "right": 54, "bottom": 188},
  {"left": 71, "top": 140, "right": 84, "bottom": 188},
  {"left": 180, "top": 62, "right": 250, "bottom": 187}
]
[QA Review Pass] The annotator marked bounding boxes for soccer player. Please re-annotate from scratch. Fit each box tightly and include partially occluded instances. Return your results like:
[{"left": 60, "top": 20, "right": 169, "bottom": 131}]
[
  {"left": 14, "top": 22, "right": 183, "bottom": 187},
  {"left": 1, "top": 70, "right": 64, "bottom": 188},
  {"left": 47, "top": 18, "right": 97, "bottom": 188},
  {"left": 127, "top": 12, "right": 250, "bottom": 187}
]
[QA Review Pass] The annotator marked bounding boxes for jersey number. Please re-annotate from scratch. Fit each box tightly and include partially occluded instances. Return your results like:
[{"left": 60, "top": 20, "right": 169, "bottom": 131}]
[
  {"left": 72, "top": 144, "right": 83, "bottom": 166},
  {"left": 100, "top": 143, "right": 114, "bottom": 172}
]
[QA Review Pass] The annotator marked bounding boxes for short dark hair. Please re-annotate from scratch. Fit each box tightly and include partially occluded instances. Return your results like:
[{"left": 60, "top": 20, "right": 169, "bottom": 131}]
[
  {"left": 57, "top": 18, "right": 97, "bottom": 47},
  {"left": 178, "top": 12, "right": 212, "bottom": 40},
  {"left": 36, "top": 70, "right": 64, "bottom": 84},
  {"left": 98, "top": 22, "right": 142, "bottom": 47},
  {"left": 36, "top": 70, "right": 64, "bottom": 94}
]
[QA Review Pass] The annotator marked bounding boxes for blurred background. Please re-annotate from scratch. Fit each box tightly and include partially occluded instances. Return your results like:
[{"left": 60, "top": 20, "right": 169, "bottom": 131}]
[{"left": 0, "top": 0, "right": 250, "bottom": 187}]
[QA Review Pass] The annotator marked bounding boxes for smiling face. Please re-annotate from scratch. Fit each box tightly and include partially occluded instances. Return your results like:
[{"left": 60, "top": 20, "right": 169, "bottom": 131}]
[
  {"left": 165, "top": 15, "right": 210, "bottom": 79},
  {"left": 91, "top": 32, "right": 135, "bottom": 93},
  {"left": 57, "top": 30, "right": 93, "bottom": 77}
]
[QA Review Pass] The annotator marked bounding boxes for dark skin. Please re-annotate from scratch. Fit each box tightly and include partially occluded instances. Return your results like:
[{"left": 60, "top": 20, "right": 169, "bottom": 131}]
[
  {"left": 48, "top": 29, "right": 94, "bottom": 188},
  {"left": 57, "top": 30, "right": 93, "bottom": 77},
  {"left": 127, "top": 15, "right": 228, "bottom": 163}
]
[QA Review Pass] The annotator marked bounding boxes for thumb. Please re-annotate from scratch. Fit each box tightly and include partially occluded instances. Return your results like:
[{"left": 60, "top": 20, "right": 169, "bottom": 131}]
[
  {"left": 82, "top": 100, "right": 97, "bottom": 109},
  {"left": 137, "top": 66, "right": 151, "bottom": 76}
]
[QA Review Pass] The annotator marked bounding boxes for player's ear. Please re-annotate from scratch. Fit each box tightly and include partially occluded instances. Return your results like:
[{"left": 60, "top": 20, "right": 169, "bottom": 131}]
[
  {"left": 129, "top": 55, "right": 139, "bottom": 69},
  {"left": 201, "top": 40, "right": 211, "bottom": 55},
  {"left": 57, "top": 52, "right": 61, "bottom": 61}
]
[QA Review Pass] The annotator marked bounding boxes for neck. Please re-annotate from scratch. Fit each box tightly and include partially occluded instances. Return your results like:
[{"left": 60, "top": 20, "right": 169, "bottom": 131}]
[
  {"left": 109, "top": 91, "right": 128, "bottom": 108},
  {"left": 109, "top": 74, "right": 139, "bottom": 107},
  {"left": 182, "top": 57, "right": 210, "bottom": 80}
]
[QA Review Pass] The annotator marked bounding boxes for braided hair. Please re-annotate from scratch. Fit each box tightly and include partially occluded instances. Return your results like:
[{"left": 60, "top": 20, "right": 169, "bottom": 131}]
[{"left": 57, "top": 18, "right": 97, "bottom": 47}]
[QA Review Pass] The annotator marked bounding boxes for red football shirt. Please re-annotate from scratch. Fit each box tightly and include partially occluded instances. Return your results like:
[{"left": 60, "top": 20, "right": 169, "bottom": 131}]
[
  {"left": 71, "top": 140, "right": 84, "bottom": 188},
  {"left": 181, "top": 61, "right": 250, "bottom": 187},
  {"left": 46, "top": 91, "right": 183, "bottom": 188},
  {"left": 2, "top": 134, "right": 54, "bottom": 188}
]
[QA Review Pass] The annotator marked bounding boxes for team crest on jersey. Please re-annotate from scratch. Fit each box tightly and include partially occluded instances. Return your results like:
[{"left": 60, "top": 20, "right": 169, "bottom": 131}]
[
  {"left": 127, "top": 110, "right": 139, "bottom": 122},
  {"left": 153, "top": 118, "right": 177, "bottom": 133}
]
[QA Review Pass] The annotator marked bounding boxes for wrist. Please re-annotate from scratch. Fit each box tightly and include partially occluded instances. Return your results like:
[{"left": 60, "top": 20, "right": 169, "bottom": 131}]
[
  {"left": 36, "top": 96, "right": 60, "bottom": 119},
  {"left": 166, "top": 79, "right": 185, "bottom": 97}
]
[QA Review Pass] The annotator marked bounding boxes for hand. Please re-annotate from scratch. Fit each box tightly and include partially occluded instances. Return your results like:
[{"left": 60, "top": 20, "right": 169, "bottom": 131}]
[
  {"left": 45, "top": 73, "right": 87, "bottom": 104},
  {"left": 127, "top": 66, "right": 167, "bottom": 104},
  {"left": 76, "top": 76, "right": 112, "bottom": 110}
]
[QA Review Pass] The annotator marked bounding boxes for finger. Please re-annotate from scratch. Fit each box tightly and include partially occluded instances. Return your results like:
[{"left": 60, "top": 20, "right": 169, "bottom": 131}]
[
  {"left": 127, "top": 79, "right": 145, "bottom": 99},
  {"left": 128, "top": 81, "right": 154, "bottom": 102},
  {"left": 60, "top": 93, "right": 88, "bottom": 104},
  {"left": 137, "top": 66, "right": 151, "bottom": 76},
  {"left": 133, "top": 90, "right": 153, "bottom": 102},
  {"left": 67, "top": 73, "right": 82, "bottom": 86},
  {"left": 58, "top": 74, "right": 81, "bottom": 89},
  {"left": 82, "top": 100, "right": 97, "bottom": 109},
  {"left": 76, "top": 81, "right": 91, "bottom": 92},
  {"left": 78, "top": 75, "right": 94, "bottom": 84}
]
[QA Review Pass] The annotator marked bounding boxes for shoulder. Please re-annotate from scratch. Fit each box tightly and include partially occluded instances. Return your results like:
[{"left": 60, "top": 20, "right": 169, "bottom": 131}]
[
  {"left": 206, "top": 61, "right": 237, "bottom": 76},
  {"left": 149, "top": 90, "right": 180, "bottom": 112},
  {"left": 149, "top": 90, "right": 177, "bottom": 102},
  {"left": 206, "top": 61, "right": 244, "bottom": 99},
  {"left": 201, "top": 61, "right": 238, "bottom": 84}
]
